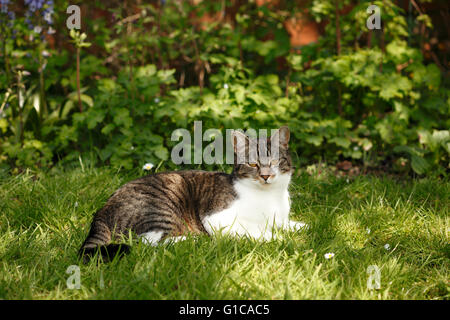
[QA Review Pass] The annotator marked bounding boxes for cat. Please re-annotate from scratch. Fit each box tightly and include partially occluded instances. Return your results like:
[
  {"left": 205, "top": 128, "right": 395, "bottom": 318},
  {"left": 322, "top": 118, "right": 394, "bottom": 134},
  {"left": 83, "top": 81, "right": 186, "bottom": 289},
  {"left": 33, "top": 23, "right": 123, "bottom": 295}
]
[{"left": 79, "top": 126, "right": 306, "bottom": 262}]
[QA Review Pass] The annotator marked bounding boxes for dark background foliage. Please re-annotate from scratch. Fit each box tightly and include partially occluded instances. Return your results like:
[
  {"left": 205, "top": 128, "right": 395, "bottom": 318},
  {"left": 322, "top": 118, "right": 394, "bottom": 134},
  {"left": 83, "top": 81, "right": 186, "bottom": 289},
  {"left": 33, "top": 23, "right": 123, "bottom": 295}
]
[{"left": 0, "top": 0, "right": 449, "bottom": 175}]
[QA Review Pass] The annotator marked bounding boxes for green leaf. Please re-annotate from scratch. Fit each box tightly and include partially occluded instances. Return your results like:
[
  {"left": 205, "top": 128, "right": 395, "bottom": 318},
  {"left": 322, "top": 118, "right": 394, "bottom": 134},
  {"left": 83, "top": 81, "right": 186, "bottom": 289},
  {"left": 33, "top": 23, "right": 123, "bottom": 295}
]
[
  {"left": 0, "top": 118, "right": 8, "bottom": 133},
  {"left": 254, "top": 40, "right": 277, "bottom": 57},
  {"left": 432, "top": 130, "right": 450, "bottom": 145},
  {"left": 305, "top": 135, "right": 323, "bottom": 146},
  {"left": 136, "top": 65, "right": 157, "bottom": 78},
  {"left": 113, "top": 108, "right": 132, "bottom": 127},
  {"left": 411, "top": 63, "right": 441, "bottom": 88},
  {"left": 61, "top": 100, "right": 75, "bottom": 119},
  {"left": 287, "top": 54, "right": 303, "bottom": 71},
  {"left": 153, "top": 145, "right": 169, "bottom": 160},
  {"left": 329, "top": 137, "right": 351, "bottom": 149},
  {"left": 87, "top": 109, "right": 106, "bottom": 129},
  {"left": 157, "top": 69, "right": 176, "bottom": 83},
  {"left": 101, "top": 123, "right": 116, "bottom": 135},
  {"left": 410, "top": 154, "right": 429, "bottom": 174},
  {"left": 80, "top": 94, "right": 94, "bottom": 108},
  {"left": 265, "top": 74, "right": 279, "bottom": 86},
  {"left": 234, "top": 85, "right": 246, "bottom": 104}
]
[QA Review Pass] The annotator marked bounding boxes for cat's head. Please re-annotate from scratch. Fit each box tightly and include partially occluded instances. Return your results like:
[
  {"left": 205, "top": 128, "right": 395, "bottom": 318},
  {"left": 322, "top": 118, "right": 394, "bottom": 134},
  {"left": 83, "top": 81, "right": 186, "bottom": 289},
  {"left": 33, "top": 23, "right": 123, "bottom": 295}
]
[{"left": 231, "top": 126, "right": 293, "bottom": 187}]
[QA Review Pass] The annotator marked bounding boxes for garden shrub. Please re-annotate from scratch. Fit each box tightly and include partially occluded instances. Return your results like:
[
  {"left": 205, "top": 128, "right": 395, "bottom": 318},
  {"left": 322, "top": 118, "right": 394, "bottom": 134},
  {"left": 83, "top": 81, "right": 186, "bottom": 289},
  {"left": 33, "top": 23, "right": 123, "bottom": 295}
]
[{"left": 0, "top": 0, "right": 448, "bottom": 175}]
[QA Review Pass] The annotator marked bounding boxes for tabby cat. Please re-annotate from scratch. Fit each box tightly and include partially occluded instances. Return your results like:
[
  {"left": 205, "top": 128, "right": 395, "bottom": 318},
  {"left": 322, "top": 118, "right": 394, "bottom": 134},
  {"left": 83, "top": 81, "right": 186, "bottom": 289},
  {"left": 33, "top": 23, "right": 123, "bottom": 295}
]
[{"left": 79, "top": 126, "right": 306, "bottom": 262}]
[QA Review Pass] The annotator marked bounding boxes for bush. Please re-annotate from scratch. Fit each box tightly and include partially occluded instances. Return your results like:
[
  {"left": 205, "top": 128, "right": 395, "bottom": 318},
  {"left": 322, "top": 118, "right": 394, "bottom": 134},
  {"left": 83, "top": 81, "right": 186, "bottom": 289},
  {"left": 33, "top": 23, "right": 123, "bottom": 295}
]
[{"left": 0, "top": 0, "right": 448, "bottom": 175}]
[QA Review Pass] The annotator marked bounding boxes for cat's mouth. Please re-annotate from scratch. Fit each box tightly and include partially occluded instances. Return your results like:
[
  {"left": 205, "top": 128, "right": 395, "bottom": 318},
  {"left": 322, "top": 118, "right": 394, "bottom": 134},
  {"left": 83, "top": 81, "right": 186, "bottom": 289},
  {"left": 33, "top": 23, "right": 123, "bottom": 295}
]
[
  {"left": 244, "top": 176, "right": 279, "bottom": 188},
  {"left": 258, "top": 177, "right": 274, "bottom": 185}
]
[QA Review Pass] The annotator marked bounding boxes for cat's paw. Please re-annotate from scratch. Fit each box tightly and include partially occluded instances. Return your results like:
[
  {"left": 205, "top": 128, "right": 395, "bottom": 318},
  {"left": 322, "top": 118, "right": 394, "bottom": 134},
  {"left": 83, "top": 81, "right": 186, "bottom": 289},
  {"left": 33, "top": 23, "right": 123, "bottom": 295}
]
[
  {"left": 163, "top": 235, "right": 187, "bottom": 245},
  {"left": 288, "top": 220, "right": 309, "bottom": 231}
]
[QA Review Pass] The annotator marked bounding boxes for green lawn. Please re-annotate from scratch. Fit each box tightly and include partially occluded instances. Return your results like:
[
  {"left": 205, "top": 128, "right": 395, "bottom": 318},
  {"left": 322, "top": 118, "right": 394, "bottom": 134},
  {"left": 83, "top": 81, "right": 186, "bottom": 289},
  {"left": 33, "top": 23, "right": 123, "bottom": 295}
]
[{"left": 0, "top": 166, "right": 448, "bottom": 299}]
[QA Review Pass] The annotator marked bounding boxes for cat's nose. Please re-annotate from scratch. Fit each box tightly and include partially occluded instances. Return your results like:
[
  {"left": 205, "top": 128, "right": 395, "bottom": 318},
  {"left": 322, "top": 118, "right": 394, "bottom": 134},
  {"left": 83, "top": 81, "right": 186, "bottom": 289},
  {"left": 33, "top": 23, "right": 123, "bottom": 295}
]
[{"left": 260, "top": 175, "right": 270, "bottom": 181}]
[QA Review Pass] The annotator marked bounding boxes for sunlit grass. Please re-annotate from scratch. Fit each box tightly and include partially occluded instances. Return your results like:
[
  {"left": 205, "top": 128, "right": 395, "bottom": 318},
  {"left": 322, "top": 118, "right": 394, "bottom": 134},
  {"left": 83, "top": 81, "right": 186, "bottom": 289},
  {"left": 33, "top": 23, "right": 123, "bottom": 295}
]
[{"left": 0, "top": 166, "right": 448, "bottom": 299}]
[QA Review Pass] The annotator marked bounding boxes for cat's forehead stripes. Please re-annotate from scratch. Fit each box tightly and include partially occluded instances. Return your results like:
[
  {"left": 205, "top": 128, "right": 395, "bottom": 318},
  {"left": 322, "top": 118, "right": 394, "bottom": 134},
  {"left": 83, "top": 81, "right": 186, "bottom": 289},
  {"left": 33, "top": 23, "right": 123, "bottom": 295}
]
[{"left": 243, "top": 137, "right": 282, "bottom": 165}]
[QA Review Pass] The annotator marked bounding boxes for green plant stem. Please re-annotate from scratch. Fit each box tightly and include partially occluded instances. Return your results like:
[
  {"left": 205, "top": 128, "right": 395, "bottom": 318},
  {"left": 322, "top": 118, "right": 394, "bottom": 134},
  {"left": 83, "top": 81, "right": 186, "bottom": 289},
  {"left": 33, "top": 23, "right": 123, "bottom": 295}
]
[
  {"left": 379, "top": 26, "right": 385, "bottom": 73},
  {"left": 1, "top": 33, "right": 12, "bottom": 86},
  {"left": 16, "top": 73, "right": 24, "bottom": 145},
  {"left": 76, "top": 47, "right": 83, "bottom": 113},
  {"left": 337, "top": 84, "right": 342, "bottom": 116},
  {"left": 39, "top": 50, "right": 47, "bottom": 123},
  {"left": 334, "top": 0, "right": 343, "bottom": 118}
]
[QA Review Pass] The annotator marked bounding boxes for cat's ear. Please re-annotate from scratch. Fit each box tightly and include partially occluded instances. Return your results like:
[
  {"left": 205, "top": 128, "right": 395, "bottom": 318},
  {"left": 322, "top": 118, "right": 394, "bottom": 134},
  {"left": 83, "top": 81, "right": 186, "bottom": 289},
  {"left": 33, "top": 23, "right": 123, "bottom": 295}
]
[
  {"left": 231, "top": 130, "right": 249, "bottom": 154},
  {"left": 271, "top": 126, "right": 290, "bottom": 149}
]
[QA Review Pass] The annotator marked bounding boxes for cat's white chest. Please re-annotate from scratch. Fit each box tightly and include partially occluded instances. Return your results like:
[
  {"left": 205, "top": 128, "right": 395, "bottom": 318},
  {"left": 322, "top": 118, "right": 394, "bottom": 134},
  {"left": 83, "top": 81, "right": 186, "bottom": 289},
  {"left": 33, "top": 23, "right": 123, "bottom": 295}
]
[{"left": 202, "top": 175, "right": 291, "bottom": 240}]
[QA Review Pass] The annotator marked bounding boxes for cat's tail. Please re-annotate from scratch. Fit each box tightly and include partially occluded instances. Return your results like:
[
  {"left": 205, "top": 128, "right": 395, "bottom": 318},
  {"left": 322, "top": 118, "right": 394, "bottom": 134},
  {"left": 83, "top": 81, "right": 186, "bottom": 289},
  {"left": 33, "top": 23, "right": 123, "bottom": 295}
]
[{"left": 78, "top": 216, "right": 130, "bottom": 264}]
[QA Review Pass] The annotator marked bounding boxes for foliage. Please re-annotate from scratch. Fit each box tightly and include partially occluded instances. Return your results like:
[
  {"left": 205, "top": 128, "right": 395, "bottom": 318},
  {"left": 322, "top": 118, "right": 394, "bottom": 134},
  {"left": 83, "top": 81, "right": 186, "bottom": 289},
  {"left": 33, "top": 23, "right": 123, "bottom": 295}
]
[{"left": 0, "top": 0, "right": 448, "bottom": 175}]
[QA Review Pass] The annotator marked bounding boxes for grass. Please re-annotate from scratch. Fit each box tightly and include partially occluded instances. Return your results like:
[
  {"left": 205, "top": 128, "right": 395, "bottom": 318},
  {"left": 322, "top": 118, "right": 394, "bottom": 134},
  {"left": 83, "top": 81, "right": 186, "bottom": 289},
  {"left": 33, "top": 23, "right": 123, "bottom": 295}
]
[{"left": 0, "top": 165, "right": 448, "bottom": 300}]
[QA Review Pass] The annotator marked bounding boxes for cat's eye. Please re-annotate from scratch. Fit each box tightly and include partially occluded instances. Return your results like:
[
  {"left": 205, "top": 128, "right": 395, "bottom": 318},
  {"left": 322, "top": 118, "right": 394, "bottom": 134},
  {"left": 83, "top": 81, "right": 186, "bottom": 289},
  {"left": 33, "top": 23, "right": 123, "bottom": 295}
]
[{"left": 248, "top": 163, "right": 258, "bottom": 168}]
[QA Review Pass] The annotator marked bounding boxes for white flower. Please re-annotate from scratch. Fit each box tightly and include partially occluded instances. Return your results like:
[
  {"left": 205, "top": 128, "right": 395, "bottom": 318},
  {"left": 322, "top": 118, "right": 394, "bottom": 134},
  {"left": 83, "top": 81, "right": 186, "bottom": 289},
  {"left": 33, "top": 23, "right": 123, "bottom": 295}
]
[
  {"left": 142, "top": 163, "right": 154, "bottom": 171},
  {"left": 154, "top": 98, "right": 160, "bottom": 103},
  {"left": 44, "top": 12, "right": 53, "bottom": 24},
  {"left": 324, "top": 252, "right": 335, "bottom": 259},
  {"left": 366, "top": 228, "right": 371, "bottom": 234},
  {"left": 223, "top": 83, "right": 229, "bottom": 89},
  {"left": 384, "top": 243, "right": 390, "bottom": 250},
  {"left": 74, "top": 201, "right": 78, "bottom": 208},
  {"left": 47, "top": 27, "right": 56, "bottom": 35},
  {"left": 34, "top": 26, "right": 42, "bottom": 34}
]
